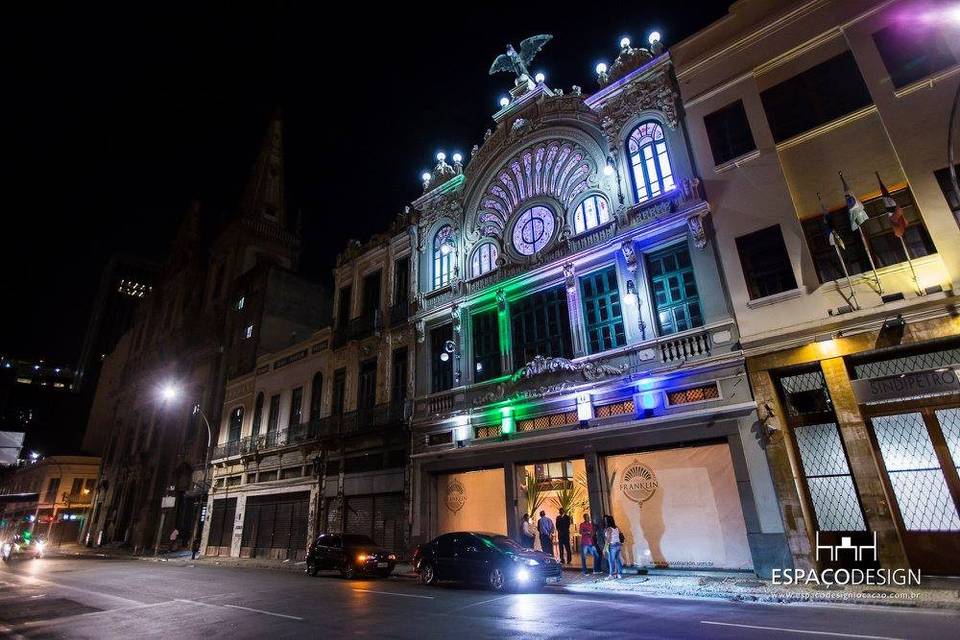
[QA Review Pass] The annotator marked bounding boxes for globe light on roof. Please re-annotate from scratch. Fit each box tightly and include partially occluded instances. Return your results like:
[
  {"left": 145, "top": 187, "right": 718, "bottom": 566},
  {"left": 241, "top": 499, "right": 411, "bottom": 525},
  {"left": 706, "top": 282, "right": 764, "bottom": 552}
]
[
  {"left": 620, "top": 36, "right": 631, "bottom": 48},
  {"left": 421, "top": 171, "right": 431, "bottom": 182},
  {"left": 436, "top": 152, "right": 446, "bottom": 162},
  {"left": 499, "top": 96, "right": 510, "bottom": 108},
  {"left": 534, "top": 72, "right": 545, "bottom": 83},
  {"left": 452, "top": 153, "right": 463, "bottom": 163},
  {"left": 648, "top": 31, "right": 661, "bottom": 45},
  {"left": 595, "top": 62, "right": 608, "bottom": 75}
]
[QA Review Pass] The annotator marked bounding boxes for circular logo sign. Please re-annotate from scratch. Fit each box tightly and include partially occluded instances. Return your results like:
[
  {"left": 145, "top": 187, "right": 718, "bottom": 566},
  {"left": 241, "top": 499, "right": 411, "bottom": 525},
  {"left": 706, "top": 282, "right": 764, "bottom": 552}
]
[
  {"left": 619, "top": 460, "right": 658, "bottom": 505},
  {"left": 445, "top": 479, "right": 466, "bottom": 513}
]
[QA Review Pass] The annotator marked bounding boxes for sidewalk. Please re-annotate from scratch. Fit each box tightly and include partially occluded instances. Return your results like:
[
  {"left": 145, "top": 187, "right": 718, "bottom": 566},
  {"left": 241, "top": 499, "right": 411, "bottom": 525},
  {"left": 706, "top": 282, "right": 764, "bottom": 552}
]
[{"left": 51, "top": 545, "right": 960, "bottom": 611}]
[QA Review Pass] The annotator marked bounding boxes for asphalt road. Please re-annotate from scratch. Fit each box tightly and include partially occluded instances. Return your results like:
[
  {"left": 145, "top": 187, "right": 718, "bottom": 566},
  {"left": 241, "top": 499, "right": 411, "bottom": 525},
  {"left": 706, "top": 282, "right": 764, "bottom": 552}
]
[{"left": 0, "top": 556, "right": 956, "bottom": 639}]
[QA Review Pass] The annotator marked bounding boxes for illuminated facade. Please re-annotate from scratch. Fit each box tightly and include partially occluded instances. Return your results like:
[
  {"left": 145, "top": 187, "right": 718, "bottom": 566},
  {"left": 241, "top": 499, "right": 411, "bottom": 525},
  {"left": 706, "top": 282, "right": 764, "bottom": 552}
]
[
  {"left": 408, "top": 41, "right": 788, "bottom": 576},
  {"left": 673, "top": 0, "right": 960, "bottom": 575}
]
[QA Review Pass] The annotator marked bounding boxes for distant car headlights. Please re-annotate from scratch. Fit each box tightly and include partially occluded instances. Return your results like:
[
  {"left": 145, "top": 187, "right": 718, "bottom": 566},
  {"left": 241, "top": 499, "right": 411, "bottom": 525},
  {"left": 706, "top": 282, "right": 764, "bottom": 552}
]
[{"left": 387, "top": 553, "right": 396, "bottom": 561}]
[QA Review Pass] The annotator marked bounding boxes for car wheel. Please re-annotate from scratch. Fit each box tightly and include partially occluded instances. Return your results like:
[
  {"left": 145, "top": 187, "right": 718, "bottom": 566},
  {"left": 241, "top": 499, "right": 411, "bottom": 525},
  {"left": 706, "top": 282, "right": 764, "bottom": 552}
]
[
  {"left": 419, "top": 561, "right": 437, "bottom": 585},
  {"left": 488, "top": 567, "right": 507, "bottom": 592},
  {"left": 340, "top": 562, "right": 356, "bottom": 579},
  {"left": 306, "top": 560, "right": 319, "bottom": 577}
]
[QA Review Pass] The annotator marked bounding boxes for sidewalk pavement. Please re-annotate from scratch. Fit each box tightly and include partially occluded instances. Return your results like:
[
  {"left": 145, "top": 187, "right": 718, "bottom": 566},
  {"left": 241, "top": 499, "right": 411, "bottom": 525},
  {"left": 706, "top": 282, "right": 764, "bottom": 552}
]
[{"left": 51, "top": 545, "right": 960, "bottom": 611}]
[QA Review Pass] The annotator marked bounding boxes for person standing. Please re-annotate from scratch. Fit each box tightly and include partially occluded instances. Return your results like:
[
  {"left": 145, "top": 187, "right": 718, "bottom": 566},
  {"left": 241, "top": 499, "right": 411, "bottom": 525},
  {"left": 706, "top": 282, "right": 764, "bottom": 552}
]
[
  {"left": 519, "top": 514, "right": 535, "bottom": 549},
  {"left": 578, "top": 513, "right": 600, "bottom": 574},
  {"left": 604, "top": 514, "right": 624, "bottom": 579},
  {"left": 555, "top": 507, "right": 572, "bottom": 564},
  {"left": 537, "top": 510, "right": 555, "bottom": 558},
  {"left": 593, "top": 514, "right": 606, "bottom": 572}
]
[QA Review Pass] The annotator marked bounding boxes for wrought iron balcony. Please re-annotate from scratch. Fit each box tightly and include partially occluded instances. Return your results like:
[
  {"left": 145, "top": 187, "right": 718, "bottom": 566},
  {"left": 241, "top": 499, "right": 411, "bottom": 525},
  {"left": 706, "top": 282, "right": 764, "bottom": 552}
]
[{"left": 210, "top": 402, "right": 406, "bottom": 461}]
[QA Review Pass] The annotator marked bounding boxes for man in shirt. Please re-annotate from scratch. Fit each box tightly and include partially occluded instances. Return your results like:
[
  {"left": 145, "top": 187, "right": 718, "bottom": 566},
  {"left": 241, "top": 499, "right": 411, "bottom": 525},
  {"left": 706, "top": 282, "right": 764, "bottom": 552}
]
[
  {"left": 537, "top": 510, "right": 555, "bottom": 558},
  {"left": 579, "top": 513, "right": 600, "bottom": 574},
  {"left": 556, "top": 507, "right": 572, "bottom": 564}
]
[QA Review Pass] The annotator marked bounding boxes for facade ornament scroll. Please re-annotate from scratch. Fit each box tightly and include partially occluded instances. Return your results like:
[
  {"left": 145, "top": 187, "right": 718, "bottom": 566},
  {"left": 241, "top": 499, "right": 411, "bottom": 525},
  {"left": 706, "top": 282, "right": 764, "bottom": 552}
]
[
  {"left": 415, "top": 319, "right": 425, "bottom": 344},
  {"left": 509, "top": 355, "right": 628, "bottom": 383},
  {"left": 495, "top": 288, "right": 506, "bottom": 312},
  {"left": 620, "top": 240, "right": 638, "bottom": 272},
  {"left": 562, "top": 263, "right": 576, "bottom": 292},
  {"left": 688, "top": 213, "right": 707, "bottom": 251},
  {"left": 598, "top": 70, "right": 680, "bottom": 146}
]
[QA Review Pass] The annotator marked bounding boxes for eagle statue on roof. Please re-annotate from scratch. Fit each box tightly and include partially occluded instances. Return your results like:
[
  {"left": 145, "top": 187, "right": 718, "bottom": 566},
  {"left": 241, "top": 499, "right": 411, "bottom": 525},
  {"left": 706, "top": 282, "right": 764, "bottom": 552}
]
[{"left": 489, "top": 34, "right": 553, "bottom": 85}]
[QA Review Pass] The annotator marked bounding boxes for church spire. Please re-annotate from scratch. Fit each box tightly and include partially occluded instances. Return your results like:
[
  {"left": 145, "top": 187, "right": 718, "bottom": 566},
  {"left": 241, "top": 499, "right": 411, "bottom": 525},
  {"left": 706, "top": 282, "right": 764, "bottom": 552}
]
[{"left": 239, "top": 111, "right": 285, "bottom": 226}]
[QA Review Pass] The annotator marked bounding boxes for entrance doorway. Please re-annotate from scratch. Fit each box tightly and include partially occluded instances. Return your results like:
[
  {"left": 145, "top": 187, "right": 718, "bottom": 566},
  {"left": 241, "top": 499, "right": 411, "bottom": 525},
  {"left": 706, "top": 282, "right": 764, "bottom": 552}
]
[
  {"left": 864, "top": 404, "right": 960, "bottom": 573},
  {"left": 519, "top": 458, "right": 587, "bottom": 565}
]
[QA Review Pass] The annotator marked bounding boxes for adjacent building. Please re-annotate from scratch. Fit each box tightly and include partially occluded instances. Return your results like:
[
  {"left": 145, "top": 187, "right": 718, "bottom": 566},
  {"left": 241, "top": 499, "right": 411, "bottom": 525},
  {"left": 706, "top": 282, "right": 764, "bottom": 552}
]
[
  {"left": 85, "top": 115, "right": 329, "bottom": 553},
  {"left": 407, "top": 38, "right": 788, "bottom": 577},
  {"left": 673, "top": 0, "right": 960, "bottom": 574},
  {"left": 202, "top": 217, "right": 414, "bottom": 559}
]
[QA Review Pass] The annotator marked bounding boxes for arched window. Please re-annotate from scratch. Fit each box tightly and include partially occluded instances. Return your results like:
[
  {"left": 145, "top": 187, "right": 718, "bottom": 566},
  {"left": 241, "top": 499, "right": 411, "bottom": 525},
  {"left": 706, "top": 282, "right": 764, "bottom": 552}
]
[
  {"left": 433, "top": 225, "right": 453, "bottom": 289},
  {"left": 511, "top": 205, "right": 555, "bottom": 256},
  {"left": 228, "top": 406, "right": 243, "bottom": 443},
  {"left": 470, "top": 243, "right": 499, "bottom": 277},
  {"left": 252, "top": 392, "right": 263, "bottom": 436},
  {"left": 573, "top": 195, "right": 611, "bottom": 235},
  {"left": 310, "top": 372, "right": 323, "bottom": 420},
  {"left": 627, "top": 121, "right": 675, "bottom": 203}
]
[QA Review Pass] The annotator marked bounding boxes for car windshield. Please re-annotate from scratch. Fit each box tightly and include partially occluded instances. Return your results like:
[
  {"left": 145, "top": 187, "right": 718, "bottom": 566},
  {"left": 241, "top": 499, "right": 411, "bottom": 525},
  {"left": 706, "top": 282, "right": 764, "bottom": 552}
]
[
  {"left": 481, "top": 535, "right": 524, "bottom": 553},
  {"left": 342, "top": 534, "right": 376, "bottom": 546}
]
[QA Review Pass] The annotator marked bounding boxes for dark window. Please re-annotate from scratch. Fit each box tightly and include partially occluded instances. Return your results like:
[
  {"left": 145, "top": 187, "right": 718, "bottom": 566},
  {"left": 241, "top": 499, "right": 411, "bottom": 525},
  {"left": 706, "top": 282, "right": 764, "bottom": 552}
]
[
  {"left": 646, "top": 244, "right": 703, "bottom": 336},
  {"left": 267, "top": 394, "right": 280, "bottom": 433},
  {"left": 391, "top": 348, "right": 408, "bottom": 406},
  {"left": 310, "top": 372, "right": 323, "bottom": 420},
  {"left": 45, "top": 477, "right": 60, "bottom": 502},
  {"left": 704, "top": 100, "right": 756, "bottom": 165},
  {"left": 252, "top": 392, "right": 264, "bottom": 436},
  {"left": 934, "top": 165, "right": 960, "bottom": 226},
  {"left": 801, "top": 187, "right": 936, "bottom": 284},
  {"left": 735, "top": 225, "right": 798, "bottom": 300},
  {"left": 337, "top": 285, "right": 351, "bottom": 327},
  {"left": 510, "top": 284, "right": 572, "bottom": 367},
  {"left": 580, "top": 267, "right": 626, "bottom": 354},
  {"left": 472, "top": 309, "right": 501, "bottom": 382},
  {"left": 428, "top": 431, "right": 453, "bottom": 446},
  {"left": 362, "top": 270, "right": 382, "bottom": 316},
  {"left": 760, "top": 51, "right": 873, "bottom": 143},
  {"left": 873, "top": 23, "right": 956, "bottom": 89},
  {"left": 393, "top": 257, "right": 409, "bottom": 304},
  {"left": 430, "top": 324, "right": 454, "bottom": 393},
  {"left": 228, "top": 406, "right": 243, "bottom": 442},
  {"left": 289, "top": 386, "right": 303, "bottom": 427},
  {"left": 357, "top": 359, "right": 377, "bottom": 410},
  {"left": 331, "top": 368, "right": 346, "bottom": 416}
]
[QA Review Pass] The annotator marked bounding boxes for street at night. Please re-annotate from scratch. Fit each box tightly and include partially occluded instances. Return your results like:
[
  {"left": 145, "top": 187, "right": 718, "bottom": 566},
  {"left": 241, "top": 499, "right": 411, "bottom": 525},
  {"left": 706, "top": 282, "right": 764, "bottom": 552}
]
[{"left": 0, "top": 556, "right": 956, "bottom": 639}]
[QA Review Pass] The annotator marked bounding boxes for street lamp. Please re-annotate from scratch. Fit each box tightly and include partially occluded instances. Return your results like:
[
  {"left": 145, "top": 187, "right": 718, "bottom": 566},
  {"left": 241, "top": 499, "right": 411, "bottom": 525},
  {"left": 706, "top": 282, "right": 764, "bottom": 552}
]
[{"left": 159, "top": 383, "right": 213, "bottom": 559}]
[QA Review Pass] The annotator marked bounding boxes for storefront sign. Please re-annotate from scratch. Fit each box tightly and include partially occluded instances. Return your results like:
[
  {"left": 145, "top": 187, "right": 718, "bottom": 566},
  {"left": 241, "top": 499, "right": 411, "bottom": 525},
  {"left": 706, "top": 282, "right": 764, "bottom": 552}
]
[
  {"left": 851, "top": 368, "right": 960, "bottom": 403},
  {"left": 618, "top": 460, "right": 658, "bottom": 506},
  {"left": 444, "top": 479, "right": 466, "bottom": 512}
]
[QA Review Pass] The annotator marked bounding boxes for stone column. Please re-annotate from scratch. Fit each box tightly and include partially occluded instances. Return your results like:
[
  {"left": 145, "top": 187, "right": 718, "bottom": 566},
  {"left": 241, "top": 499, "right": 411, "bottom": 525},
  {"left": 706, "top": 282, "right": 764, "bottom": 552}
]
[
  {"left": 820, "top": 357, "right": 909, "bottom": 569},
  {"left": 230, "top": 493, "right": 246, "bottom": 557},
  {"left": 563, "top": 263, "right": 586, "bottom": 357},
  {"left": 503, "top": 462, "right": 518, "bottom": 540}
]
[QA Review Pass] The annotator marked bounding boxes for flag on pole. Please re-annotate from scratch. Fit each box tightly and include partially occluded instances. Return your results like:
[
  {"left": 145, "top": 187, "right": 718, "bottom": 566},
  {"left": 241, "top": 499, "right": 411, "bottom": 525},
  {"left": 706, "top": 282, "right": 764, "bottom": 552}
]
[
  {"left": 875, "top": 172, "right": 907, "bottom": 238},
  {"left": 840, "top": 172, "right": 869, "bottom": 231},
  {"left": 818, "top": 192, "right": 845, "bottom": 250}
]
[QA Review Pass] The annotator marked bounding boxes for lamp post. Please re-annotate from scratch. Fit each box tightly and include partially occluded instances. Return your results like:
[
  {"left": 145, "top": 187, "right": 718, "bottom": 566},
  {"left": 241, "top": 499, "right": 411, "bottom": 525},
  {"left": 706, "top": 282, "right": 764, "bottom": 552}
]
[{"left": 160, "top": 384, "right": 213, "bottom": 560}]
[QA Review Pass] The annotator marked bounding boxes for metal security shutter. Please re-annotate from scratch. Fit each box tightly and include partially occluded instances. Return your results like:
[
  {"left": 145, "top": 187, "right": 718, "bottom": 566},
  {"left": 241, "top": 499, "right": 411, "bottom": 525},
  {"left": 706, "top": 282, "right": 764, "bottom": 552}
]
[
  {"left": 242, "top": 493, "right": 309, "bottom": 559},
  {"left": 289, "top": 497, "right": 309, "bottom": 558},
  {"left": 373, "top": 493, "right": 404, "bottom": 550},
  {"left": 345, "top": 496, "right": 373, "bottom": 537},
  {"left": 207, "top": 498, "right": 236, "bottom": 553}
]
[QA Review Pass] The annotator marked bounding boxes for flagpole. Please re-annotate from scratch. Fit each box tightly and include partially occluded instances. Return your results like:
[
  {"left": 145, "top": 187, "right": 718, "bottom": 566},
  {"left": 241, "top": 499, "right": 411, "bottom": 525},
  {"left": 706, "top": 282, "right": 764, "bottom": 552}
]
[
  {"left": 841, "top": 172, "right": 883, "bottom": 294},
  {"left": 898, "top": 235, "right": 923, "bottom": 296},
  {"left": 857, "top": 226, "right": 884, "bottom": 294},
  {"left": 834, "top": 242, "right": 860, "bottom": 310}
]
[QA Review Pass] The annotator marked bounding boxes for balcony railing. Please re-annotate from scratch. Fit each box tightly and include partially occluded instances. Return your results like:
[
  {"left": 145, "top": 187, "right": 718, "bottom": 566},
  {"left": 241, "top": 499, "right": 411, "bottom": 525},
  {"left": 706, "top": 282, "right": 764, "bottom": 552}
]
[{"left": 211, "top": 402, "right": 406, "bottom": 460}]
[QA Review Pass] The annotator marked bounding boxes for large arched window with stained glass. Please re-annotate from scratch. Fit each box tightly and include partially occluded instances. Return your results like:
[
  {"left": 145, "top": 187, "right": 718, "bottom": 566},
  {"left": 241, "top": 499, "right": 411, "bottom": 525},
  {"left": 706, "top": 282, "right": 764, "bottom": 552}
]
[
  {"left": 433, "top": 225, "right": 454, "bottom": 289},
  {"left": 627, "top": 121, "right": 675, "bottom": 204},
  {"left": 511, "top": 205, "right": 555, "bottom": 256},
  {"left": 470, "top": 243, "right": 499, "bottom": 278},
  {"left": 573, "top": 195, "right": 611, "bottom": 235}
]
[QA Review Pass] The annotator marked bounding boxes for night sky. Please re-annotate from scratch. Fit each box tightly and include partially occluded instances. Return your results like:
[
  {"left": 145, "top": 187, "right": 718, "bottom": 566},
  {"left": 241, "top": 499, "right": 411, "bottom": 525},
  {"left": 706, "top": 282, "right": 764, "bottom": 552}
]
[{"left": 3, "top": 2, "right": 729, "bottom": 368}]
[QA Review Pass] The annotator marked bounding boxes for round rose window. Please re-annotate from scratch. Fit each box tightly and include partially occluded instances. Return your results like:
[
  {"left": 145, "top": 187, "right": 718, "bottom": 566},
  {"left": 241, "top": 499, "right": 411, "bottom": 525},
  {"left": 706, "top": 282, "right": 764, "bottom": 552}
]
[{"left": 511, "top": 205, "right": 555, "bottom": 256}]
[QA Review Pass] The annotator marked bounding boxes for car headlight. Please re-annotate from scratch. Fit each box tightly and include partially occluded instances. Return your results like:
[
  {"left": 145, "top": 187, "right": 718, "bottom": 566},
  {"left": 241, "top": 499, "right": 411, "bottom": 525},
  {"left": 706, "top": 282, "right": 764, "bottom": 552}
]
[
  {"left": 35, "top": 541, "right": 45, "bottom": 551},
  {"left": 356, "top": 553, "right": 368, "bottom": 563},
  {"left": 515, "top": 567, "right": 530, "bottom": 582},
  {"left": 523, "top": 558, "right": 539, "bottom": 566},
  {"left": 387, "top": 554, "right": 396, "bottom": 561}
]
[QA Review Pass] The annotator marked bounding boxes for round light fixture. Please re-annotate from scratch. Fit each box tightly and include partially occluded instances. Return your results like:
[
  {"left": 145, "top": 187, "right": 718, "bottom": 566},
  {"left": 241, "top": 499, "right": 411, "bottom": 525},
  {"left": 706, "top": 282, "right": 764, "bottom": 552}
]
[
  {"left": 648, "top": 31, "right": 661, "bottom": 45},
  {"left": 421, "top": 172, "right": 431, "bottom": 182},
  {"left": 436, "top": 152, "right": 446, "bottom": 162},
  {"left": 620, "top": 36, "right": 631, "bottom": 48},
  {"left": 603, "top": 164, "right": 614, "bottom": 176},
  {"left": 534, "top": 72, "right": 545, "bottom": 83},
  {"left": 499, "top": 96, "right": 510, "bottom": 108},
  {"left": 595, "top": 62, "right": 608, "bottom": 75},
  {"left": 452, "top": 153, "right": 463, "bottom": 163}
]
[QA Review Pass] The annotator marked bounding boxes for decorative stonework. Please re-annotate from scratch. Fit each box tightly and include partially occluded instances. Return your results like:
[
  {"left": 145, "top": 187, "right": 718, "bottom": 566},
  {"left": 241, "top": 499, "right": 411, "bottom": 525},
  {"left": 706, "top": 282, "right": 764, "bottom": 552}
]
[
  {"left": 563, "top": 263, "right": 576, "bottom": 291},
  {"left": 511, "top": 355, "right": 627, "bottom": 382},
  {"left": 688, "top": 213, "right": 707, "bottom": 250},
  {"left": 597, "top": 70, "right": 680, "bottom": 144}
]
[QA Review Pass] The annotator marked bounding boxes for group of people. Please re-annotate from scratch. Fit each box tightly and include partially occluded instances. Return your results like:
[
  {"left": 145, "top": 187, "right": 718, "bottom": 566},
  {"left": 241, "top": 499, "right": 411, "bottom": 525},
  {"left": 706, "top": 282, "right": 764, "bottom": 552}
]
[{"left": 519, "top": 509, "right": 625, "bottom": 579}]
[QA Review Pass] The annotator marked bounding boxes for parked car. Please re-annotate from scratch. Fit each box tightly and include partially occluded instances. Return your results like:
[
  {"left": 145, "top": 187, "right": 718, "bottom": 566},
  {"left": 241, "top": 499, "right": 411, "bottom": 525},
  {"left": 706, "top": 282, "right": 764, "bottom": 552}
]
[
  {"left": 413, "top": 532, "right": 562, "bottom": 592},
  {"left": 306, "top": 533, "right": 396, "bottom": 579},
  {"left": 1, "top": 534, "right": 45, "bottom": 561}
]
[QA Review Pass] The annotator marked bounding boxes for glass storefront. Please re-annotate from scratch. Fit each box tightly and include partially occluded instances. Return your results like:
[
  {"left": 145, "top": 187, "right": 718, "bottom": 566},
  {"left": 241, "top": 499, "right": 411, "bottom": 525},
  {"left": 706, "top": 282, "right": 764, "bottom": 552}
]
[
  {"left": 604, "top": 444, "right": 753, "bottom": 571},
  {"left": 519, "top": 458, "right": 587, "bottom": 563}
]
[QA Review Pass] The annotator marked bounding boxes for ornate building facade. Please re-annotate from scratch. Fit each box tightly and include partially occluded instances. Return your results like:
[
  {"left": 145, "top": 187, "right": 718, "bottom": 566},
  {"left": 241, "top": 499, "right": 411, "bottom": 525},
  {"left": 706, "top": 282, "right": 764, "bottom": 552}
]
[
  {"left": 84, "top": 116, "right": 328, "bottom": 553},
  {"left": 407, "top": 41, "right": 789, "bottom": 577},
  {"left": 201, "top": 217, "right": 414, "bottom": 559},
  {"left": 673, "top": 0, "right": 960, "bottom": 575}
]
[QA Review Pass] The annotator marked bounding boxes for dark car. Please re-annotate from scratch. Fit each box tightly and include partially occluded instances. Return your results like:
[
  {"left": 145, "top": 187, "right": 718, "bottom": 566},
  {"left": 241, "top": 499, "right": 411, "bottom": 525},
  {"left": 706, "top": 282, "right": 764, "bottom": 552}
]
[
  {"left": 413, "top": 532, "right": 562, "bottom": 592},
  {"left": 305, "top": 533, "right": 396, "bottom": 579}
]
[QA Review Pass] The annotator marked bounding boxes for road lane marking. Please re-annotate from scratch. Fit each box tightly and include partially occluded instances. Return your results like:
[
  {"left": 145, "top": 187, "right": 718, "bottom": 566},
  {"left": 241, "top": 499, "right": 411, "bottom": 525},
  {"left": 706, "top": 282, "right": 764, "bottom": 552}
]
[
  {"left": 700, "top": 620, "right": 903, "bottom": 639},
  {"left": 223, "top": 604, "right": 305, "bottom": 621},
  {"left": 448, "top": 595, "right": 510, "bottom": 612},
  {"left": 352, "top": 588, "right": 434, "bottom": 599}
]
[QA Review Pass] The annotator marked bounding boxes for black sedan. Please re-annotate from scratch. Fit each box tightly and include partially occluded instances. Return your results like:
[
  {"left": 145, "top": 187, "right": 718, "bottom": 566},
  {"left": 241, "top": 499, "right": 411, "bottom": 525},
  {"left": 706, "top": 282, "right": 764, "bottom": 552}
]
[
  {"left": 413, "top": 532, "right": 562, "bottom": 592},
  {"left": 306, "top": 533, "right": 396, "bottom": 579}
]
